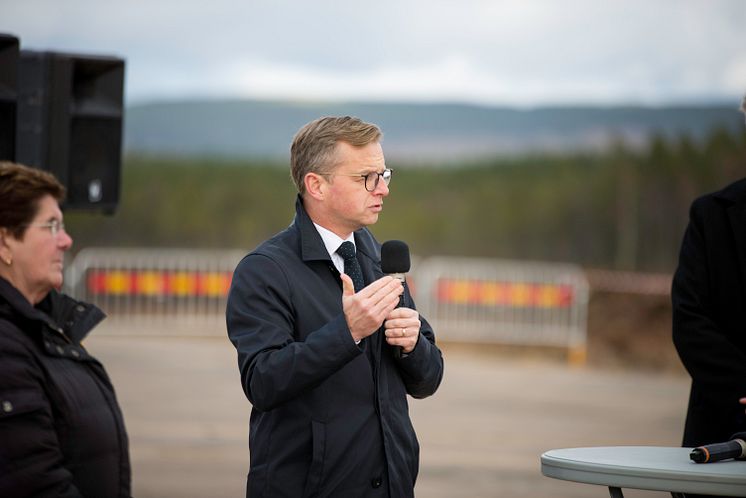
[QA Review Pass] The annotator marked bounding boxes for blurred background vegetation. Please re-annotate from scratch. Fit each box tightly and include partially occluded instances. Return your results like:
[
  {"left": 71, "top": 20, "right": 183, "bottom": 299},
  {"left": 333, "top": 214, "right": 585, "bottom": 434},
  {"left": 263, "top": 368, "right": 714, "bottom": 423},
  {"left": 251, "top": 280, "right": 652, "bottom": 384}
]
[{"left": 66, "top": 125, "right": 745, "bottom": 274}]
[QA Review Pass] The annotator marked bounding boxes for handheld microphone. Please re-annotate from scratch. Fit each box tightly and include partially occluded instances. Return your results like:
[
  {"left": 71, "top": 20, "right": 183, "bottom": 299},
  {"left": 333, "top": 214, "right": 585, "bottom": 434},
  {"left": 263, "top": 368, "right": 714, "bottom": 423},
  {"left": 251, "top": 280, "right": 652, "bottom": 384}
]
[
  {"left": 381, "top": 240, "right": 411, "bottom": 358},
  {"left": 690, "top": 432, "right": 746, "bottom": 463},
  {"left": 381, "top": 240, "right": 410, "bottom": 295}
]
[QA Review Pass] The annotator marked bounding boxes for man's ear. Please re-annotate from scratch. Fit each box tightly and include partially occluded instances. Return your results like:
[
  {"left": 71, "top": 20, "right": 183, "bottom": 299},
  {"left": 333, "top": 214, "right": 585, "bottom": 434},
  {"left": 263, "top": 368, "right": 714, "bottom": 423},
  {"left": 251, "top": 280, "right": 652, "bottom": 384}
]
[
  {"left": 304, "top": 172, "right": 326, "bottom": 201},
  {"left": 0, "top": 228, "right": 13, "bottom": 264}
]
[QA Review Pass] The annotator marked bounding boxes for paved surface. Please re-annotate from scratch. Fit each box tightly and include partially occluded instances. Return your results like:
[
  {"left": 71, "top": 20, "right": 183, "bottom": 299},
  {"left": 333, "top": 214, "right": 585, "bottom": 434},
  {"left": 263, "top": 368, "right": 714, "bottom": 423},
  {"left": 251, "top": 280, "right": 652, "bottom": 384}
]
[{"left": 86, "top": 328, "right": 691, "bottom": 498}]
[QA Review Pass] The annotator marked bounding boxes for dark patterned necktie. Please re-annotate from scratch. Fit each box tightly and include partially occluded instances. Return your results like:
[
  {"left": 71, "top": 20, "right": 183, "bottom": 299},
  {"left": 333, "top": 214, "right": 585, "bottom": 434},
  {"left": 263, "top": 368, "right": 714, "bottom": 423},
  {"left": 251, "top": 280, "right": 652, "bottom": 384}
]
[{"left": 337, "top": 241, "right": 364, "bottom": 292}]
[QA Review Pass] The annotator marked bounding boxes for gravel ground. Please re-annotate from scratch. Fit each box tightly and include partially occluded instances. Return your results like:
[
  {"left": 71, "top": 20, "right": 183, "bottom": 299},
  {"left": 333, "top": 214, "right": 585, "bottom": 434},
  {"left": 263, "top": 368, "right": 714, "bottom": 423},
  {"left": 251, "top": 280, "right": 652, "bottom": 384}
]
[{"left": 86, "top": 328, "right": 691, "bottom": 498}]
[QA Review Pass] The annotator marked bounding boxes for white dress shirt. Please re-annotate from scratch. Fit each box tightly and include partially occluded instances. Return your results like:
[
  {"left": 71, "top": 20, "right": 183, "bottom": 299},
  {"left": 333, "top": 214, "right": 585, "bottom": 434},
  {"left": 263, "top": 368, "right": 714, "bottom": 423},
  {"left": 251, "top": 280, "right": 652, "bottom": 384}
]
[
  {"left": 313, "top": 223, "right": 362, "bottom": 344},
  {"left": 313, "top": 222, "right": 355, "bottom": 275}
]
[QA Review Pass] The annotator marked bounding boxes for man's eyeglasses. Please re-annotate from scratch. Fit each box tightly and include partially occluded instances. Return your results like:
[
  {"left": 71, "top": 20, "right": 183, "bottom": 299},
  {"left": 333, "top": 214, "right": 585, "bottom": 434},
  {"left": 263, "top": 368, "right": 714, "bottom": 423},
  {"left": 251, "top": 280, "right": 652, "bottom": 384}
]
[
  {"left": 24, "top": 219, "right": 66, "bottom": 237},
  {"left": 324, "top": 168, "right": 393, "bottom": 192}
]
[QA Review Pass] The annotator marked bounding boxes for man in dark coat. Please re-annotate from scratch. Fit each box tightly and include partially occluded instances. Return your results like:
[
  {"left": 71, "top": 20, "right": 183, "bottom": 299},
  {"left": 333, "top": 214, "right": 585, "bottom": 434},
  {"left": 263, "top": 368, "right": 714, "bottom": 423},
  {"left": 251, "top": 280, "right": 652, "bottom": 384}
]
[
  {"left": 672, "top": 97, "right": 746, "bottom": 457},
  {"left": 226, "top": 116, "right": 444, "bottom": 498},
  {"left": 672, "top": 175, "right": 746, "bottom": 445}
]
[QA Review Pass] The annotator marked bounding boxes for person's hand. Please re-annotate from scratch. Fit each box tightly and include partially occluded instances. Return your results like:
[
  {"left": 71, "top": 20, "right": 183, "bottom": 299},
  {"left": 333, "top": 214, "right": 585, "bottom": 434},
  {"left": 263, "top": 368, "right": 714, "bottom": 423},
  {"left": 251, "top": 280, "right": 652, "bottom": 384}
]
[
  {"left": 384, "top": 307, "right": 421, "bottom": 354},
  {"left": 341, "top": 274, "right": 403, "bottom": 343},
  {"left": 740, "top": 397, "right": 746, "bottom": 415}
]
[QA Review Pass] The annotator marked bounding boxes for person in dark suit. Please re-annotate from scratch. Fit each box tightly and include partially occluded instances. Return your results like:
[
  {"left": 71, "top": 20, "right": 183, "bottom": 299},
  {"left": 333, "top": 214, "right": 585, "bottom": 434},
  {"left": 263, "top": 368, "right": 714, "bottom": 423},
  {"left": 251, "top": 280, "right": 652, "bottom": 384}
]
[
  {"left": 672, "top": 96, "right": 746, "bottom": 455},
  {"left": 0, "top": 162, "right": 131, "bottom": 497},
  {"left": 226, "top": 116, "right": 444, "bottom": 498}
]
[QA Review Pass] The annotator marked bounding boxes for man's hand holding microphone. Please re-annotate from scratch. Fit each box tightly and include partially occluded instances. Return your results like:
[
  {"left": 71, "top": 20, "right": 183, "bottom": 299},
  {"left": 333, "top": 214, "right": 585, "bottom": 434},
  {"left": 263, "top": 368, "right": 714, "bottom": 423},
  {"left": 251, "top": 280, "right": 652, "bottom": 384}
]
[{"left": 341, "top": 240, "right": 421, "bottom": 353}]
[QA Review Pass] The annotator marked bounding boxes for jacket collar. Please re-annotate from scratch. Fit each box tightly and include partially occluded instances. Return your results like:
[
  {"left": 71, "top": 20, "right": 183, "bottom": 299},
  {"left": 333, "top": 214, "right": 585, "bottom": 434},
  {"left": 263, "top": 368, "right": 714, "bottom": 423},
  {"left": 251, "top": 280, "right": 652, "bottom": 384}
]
[
  {"left": 714, "top": 177, "right": 746, "bottom": 205},
  {"left": 294, "top": 195, "right": 380, "bottom": 264},
  {"left": 0, "top": 276, "right": 105, "bottom": 344},
  {"left": 715, "top": 178, "right": 746, "bottom": 286},
  {"left": 0, "top": 276, "right": 55, "bottom": 327}
]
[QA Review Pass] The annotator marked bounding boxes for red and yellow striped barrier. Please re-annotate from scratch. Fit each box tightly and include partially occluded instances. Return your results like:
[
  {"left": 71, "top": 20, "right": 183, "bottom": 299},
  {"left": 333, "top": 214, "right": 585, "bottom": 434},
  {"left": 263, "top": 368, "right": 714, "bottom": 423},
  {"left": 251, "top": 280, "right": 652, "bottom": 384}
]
[
  {"left": 436, "top": 278, "right": 574, "bottom": 308},
  {"left": 86, "top": 272, "right": 575, "bottom": 308},
  {"left": 86, "top": 269, "right": 233, "bottom": 298}
]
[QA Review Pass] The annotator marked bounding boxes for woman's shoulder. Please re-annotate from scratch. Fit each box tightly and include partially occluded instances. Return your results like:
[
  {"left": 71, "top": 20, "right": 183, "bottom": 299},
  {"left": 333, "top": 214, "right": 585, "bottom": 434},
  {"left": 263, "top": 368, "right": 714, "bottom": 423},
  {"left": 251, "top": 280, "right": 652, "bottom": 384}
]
[
  {"left": 0, "top": 315, "right": 40, "bottom": 354},
  {"left": 0, "top": 316, "right": 47, "bottom": 391}
]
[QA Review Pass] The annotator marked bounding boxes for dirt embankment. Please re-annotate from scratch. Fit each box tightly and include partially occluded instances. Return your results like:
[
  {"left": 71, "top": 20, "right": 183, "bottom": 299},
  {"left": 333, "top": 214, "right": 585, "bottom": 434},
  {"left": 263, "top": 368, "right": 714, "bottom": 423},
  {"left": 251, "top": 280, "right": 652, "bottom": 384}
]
[
  {"left": 587, "top": 291, "right": 685, "bottom": 374},
  {"left": 441, "top": 270, "right": 688, "bottom": 375}
]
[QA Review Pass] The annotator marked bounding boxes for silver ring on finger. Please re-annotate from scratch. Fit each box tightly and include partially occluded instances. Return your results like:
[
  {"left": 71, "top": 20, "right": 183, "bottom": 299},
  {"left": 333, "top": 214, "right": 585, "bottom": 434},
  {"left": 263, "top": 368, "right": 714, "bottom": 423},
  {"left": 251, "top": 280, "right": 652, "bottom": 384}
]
[{"left": 402, "top": 328, "right": 406, "bottom": 337}]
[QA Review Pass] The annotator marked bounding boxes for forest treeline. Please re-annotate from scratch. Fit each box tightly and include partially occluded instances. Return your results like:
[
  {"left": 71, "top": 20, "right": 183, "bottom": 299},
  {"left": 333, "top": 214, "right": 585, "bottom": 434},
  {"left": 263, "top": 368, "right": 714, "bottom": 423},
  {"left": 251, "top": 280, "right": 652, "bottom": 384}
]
[{"left": 65, "top": 126, "right": 745, "bottom": 273}]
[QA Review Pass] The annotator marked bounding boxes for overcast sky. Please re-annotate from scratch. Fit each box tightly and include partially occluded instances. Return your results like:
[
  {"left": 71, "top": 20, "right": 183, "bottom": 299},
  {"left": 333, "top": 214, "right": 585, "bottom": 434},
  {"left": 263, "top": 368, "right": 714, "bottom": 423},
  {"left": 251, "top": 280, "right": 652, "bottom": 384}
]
[{"left": 2, "top": 0, "right": 745, "bottom": 107}]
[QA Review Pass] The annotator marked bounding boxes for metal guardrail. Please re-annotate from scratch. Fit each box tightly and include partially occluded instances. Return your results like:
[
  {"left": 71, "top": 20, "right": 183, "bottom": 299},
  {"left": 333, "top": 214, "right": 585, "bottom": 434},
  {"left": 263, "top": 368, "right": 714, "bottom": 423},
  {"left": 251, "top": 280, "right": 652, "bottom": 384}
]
[
  {"left": 65, "top": 248, "right": 246, "bottom": 335},
  {"left": 414, "top": 257, "right": 589, "bottom": 363},
  {"left": 65, "top": 248, "right": 589, "bottom": 361}
]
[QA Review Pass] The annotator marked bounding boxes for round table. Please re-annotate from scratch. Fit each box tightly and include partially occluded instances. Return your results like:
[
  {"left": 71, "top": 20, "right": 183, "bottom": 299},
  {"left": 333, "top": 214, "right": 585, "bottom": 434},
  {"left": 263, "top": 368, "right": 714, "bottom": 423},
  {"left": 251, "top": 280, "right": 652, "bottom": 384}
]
[{"left": 541, "top": 446, "right": 746, "bottom": 497}]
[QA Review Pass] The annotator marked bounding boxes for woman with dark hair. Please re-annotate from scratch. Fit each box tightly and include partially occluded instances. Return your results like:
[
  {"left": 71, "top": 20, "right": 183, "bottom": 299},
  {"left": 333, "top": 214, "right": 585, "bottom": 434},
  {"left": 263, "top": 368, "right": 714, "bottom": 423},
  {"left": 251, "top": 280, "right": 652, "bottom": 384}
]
[{"left": 0, "top": 161, "right": 131, "bottom": 497}]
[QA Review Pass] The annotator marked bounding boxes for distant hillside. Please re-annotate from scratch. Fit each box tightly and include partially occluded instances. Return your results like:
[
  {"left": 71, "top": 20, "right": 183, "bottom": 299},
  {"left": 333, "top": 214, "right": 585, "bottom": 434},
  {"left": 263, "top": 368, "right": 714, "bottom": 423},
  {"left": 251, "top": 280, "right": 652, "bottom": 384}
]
[{"left": 124, "top": 100, "right": 744, "bottom": 162}]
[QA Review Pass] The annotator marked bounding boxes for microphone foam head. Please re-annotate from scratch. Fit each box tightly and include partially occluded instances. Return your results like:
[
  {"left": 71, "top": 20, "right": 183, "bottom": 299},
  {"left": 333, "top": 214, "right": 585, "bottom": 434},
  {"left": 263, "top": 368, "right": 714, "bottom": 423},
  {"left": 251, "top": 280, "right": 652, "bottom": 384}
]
[{"left": 381, "top": 240, "right": 410, "bottom": 274}]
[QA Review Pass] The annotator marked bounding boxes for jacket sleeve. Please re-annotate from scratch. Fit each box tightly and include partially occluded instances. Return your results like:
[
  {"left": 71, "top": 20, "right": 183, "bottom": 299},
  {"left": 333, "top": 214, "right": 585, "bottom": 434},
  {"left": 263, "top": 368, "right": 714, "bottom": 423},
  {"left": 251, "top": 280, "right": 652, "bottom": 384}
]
[
  {"left": 394, "top": 284, "right": 444, "bottom": 399},
  {"left": 0, "top": 327, "right": 83, "bottom": 498},
  {"left": 672, "top": 199, "right": 746, "bottom": 392},
  {"left": 226, "top": 254, "right": 363, "bottom": 412}
]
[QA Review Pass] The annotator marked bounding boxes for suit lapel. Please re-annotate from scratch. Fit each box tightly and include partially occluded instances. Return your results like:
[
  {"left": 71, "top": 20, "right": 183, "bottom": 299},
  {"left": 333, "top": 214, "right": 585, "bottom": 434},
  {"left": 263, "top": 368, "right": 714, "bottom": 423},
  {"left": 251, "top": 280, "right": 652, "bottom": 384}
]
[
  {"left": 355, "top": 230, "right": 385, "bottom": 367},
  {"left": 727, "top": 201, "right": 746, "bottom": 292}
]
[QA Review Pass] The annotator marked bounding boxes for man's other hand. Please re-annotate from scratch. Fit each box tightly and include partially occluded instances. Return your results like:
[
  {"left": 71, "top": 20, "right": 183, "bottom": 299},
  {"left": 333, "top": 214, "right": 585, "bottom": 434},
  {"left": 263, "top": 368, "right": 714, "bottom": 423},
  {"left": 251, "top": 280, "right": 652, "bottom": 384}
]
[{"left": 341, "top": 274, "right": 403, "bottom": 343}]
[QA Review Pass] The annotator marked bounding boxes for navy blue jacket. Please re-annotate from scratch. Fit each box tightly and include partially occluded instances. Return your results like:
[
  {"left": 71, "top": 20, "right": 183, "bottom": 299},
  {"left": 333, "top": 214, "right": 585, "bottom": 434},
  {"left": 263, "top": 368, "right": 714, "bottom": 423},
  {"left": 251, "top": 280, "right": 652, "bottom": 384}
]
[
  {"left": 227, "top": 197, "right": 444, "bottom": 498},
  {"left": 673, "top": 177, "right": 746, "bottom": 447},
  {"left": 0, "top": 277, "right": 131, "bottom": 497}
]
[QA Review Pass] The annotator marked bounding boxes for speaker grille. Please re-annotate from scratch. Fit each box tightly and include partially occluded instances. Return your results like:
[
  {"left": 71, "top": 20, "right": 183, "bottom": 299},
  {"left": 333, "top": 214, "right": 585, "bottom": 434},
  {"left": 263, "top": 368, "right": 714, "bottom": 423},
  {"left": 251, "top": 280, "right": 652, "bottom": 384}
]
[{"left": 15, "top": 50, "right": 124, "bottom": 212}]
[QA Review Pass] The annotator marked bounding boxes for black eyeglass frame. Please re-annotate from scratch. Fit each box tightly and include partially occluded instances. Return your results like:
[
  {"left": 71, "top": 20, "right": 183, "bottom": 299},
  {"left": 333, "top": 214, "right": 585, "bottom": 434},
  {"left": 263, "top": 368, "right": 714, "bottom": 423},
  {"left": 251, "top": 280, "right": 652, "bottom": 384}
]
[{"left": 321, "top": 168, "right": 393, "bottom": 192}]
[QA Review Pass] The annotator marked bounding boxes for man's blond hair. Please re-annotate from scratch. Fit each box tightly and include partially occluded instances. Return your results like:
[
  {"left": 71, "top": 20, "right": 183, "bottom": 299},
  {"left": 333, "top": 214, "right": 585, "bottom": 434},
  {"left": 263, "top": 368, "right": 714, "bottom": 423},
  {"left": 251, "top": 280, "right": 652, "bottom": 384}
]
[{"left": 290, "top": 116, "right": 382, "bottom": 196}]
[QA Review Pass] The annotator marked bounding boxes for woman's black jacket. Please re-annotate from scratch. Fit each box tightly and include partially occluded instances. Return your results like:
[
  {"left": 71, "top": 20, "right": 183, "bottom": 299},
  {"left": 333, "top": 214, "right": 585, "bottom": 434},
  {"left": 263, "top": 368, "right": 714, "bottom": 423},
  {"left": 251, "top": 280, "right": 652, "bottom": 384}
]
[{"left": 0, "top": 277, "right": 131, "bottom": 497}]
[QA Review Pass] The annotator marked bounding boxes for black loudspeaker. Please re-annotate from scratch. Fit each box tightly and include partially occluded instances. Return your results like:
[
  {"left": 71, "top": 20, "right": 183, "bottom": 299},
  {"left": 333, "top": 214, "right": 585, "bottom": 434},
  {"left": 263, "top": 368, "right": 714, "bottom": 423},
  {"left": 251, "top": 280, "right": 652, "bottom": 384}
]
[
  {"left": 16, "top": 50, "right": 124, "bottom": 212},
  {"left": 0, "top": 34, "right": 19, "bottom": 161}
]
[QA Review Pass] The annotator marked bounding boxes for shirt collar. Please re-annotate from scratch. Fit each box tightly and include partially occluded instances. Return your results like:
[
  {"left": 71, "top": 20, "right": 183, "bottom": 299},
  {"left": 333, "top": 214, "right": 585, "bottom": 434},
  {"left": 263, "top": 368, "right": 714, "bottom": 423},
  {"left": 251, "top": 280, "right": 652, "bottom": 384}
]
[{"left": 313, "top": 222, "right": 355, "bottom": 259}]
